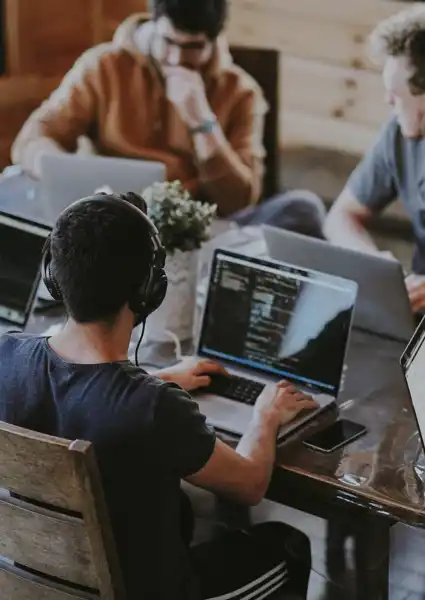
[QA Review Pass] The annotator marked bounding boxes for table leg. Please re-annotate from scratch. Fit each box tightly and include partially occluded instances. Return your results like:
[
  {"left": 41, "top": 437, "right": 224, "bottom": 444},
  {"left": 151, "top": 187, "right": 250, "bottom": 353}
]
[{"left": 354, "top": 516, "right": 392, "bottom": 600}]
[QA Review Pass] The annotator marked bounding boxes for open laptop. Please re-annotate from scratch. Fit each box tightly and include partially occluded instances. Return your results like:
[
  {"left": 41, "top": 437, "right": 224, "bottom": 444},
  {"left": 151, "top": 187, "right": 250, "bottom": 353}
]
[
  {"left": 0, "top": 211, "right": 50, "bottom": 334},
  {"left": 401, "top": 316, "right": 425, "bottom": 452},
  {"left": 263, "top": 225, "right": 414, "bottom": 343},
  {"left": 194, "top": 249, "right": 358, "bottom": 440},
  {"left": 39, "top": 154, "right": 166, "bottom": 222}
]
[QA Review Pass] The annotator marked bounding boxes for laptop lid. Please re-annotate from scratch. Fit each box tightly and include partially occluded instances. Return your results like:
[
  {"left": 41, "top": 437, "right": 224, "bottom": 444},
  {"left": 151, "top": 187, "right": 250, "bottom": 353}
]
[
  {"left": 263, "top": 225, "right": 414, "bottom": 342},
  {"left": 40, "top": 154, "right": 166, "bottom": 222},
  {"left": 197, "top": 249, "right": 358, "bottom": 397},
  {"left": 0, "top": 211, "right": 50, "bottom": 329},
  {"left": 400, "top": 316, "right": 425, "bottom": 451}
]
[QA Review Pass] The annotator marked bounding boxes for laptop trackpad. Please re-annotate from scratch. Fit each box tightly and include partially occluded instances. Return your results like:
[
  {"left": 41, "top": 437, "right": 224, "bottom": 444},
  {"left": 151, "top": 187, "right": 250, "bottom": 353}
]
[{"left": 197, "top": 394, "right": 252, "bottom": 435}]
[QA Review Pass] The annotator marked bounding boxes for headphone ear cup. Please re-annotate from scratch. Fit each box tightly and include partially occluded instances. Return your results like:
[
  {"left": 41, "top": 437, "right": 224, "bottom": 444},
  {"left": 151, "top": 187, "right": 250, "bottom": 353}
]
[
  {"left": 41, "top": 237, "right": 62, "bottom": 301},
  {"left": 145, "top": 268, "right": 168, "bottom": 315},
  {"left": 129, "top": 267, "right": 168, "bottom": 324}
]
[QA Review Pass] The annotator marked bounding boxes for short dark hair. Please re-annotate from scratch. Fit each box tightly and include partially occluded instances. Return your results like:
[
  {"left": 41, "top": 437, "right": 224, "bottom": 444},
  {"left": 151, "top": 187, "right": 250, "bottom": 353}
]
[
  {"left": 152, "top": 0, "right": 227, "bottom": 39},
  {"left": 51, "top": 193, "right": 153, "bottom": 324},
  {"left": 370, "top": 6, "right": 425, "bottom": 95}
]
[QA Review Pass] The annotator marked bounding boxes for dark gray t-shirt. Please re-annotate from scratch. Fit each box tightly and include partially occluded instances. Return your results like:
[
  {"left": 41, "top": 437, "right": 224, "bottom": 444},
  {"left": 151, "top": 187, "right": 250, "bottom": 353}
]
[
  {"left": 347, "top": 116, "right": 425, "bottom": 273},
  {"left": 0, "top": 332, "right": 216, "bottom": 600}
]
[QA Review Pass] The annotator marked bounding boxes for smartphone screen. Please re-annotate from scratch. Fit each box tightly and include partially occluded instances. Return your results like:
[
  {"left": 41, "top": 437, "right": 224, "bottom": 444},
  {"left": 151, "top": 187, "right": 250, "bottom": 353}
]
[{"left": 303, "top": 419, "right": 367, "bottom": 453}]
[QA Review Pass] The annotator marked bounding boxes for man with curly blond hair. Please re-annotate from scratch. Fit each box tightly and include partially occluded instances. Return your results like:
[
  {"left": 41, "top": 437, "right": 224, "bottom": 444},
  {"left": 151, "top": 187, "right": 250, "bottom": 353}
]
[{"left": 325, "top": 5, "right": 425, "bottom": 314}]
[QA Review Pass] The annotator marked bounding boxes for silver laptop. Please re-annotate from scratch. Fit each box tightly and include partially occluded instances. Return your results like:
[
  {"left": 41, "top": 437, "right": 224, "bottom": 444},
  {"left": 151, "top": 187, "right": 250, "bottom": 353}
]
[
  {"left": 40, "top": 154, "right": 166, "bottom": 221},
  {"left": 0, "top": 211, "right": 50, "bottom": 334},
  {"left": 194, "top": 249, "right": 358, "bottom": 440},
  {"left": 263, "top": 225, "right": 414, "bottom": 343},
  {"left": 401, "top": 316, "right": 425, "bottom": 452}
]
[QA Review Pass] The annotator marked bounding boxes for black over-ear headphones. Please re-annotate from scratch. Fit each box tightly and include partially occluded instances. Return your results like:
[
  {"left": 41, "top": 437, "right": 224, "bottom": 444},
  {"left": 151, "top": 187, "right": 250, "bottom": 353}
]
[{"left": 41, "top": 194, "right": 168, "bottom": 326}]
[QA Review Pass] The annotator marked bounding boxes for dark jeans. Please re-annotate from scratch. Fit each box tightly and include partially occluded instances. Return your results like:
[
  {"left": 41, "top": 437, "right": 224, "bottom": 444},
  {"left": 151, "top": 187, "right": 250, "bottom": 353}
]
[
  {"left": 181, "top": 491, "right": 311, "bottom": 599},
  {"left": 233, "top": 191, "right": 326, "bottom": 240},
  {"left": 190, "top": 522, "right": 311, "bottom": 600}
]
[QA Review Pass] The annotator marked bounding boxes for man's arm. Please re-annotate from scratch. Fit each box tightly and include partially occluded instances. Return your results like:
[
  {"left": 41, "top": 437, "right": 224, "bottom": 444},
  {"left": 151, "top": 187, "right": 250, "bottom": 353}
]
[
  {"left": 165, "top": 66, "right": 267, "bottom": 216},
  {"left": 325, "top": 118, "right": 398, "bottom": 252},
  {"left": 192, "top": 91, "right": 266, "bottom": 216},
  {"left": 186, "top": 383, "right": 317, "bottom": 506},
  {"left": 12, "top": 46, "right": 103, "bottom": 178},
  {"left": 324, "top": 186, "right": 379, "bottom": 253}
]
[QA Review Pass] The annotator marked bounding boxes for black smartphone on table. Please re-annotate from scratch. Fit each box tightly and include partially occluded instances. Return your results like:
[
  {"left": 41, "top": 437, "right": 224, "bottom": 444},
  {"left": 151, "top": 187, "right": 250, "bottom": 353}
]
[{"left": 303, "top": 419, "right": 367, "bottom": 453}]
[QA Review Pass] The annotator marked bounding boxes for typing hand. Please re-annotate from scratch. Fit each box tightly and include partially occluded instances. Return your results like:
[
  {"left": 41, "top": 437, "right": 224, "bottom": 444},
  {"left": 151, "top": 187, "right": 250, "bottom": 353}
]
[
  {"left": 254, "top": 381, "right": 318, "bottom": 427},
  {"left": 164, "top": 66, "right": 214, "bottom": 130},
  {"left": 156, "top": 358, "right": 229, "bottom": 392},
  {"left": 406, "top": 274, "right": 425, "bottom": 313}
]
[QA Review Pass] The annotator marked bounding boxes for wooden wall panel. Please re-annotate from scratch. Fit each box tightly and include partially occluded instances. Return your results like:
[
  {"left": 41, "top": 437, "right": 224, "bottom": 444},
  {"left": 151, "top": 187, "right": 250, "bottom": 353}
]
[
  {"left": 5, "top": 0, "right": 102, "bottom": 76},
  {"left": 226, "top": 0, "right": 406, "bottom": 153},
  {"left": 227, "top": 0, "right": 408, "bottom": 71},
  {"left": 100, "top": 0, "right": 148, "bottom": 40}
]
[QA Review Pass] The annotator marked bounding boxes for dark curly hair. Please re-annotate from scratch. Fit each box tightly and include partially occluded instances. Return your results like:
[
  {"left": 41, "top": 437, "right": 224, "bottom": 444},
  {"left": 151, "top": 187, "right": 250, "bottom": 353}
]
[
  {"left": 151, "top": 0, "right": 227, "bottom": 40},
  {"left": 370, "top": 6, "right": 425, "bottom": 95}
]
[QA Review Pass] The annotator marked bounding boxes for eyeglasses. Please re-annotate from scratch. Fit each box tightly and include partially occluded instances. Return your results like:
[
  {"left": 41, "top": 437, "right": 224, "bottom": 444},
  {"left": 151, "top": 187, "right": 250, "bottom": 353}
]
[{"left": 162, "top": 36, "right": 208, "bottom": 52}]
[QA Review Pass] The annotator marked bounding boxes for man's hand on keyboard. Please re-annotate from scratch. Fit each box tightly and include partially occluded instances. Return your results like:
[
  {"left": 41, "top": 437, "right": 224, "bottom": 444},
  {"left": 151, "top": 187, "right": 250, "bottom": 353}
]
[
  {"left": 254, "top": 381, "right": 318, "bottom": 427},
  {"left": 156, "top": 358, "right": 229, "bottom": 392}
]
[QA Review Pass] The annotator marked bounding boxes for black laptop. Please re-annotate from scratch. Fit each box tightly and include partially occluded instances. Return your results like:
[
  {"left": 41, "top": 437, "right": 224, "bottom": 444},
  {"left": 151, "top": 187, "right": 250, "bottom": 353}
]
[{"left": 0, "top": 210, "right": 51, "bottom": 334}]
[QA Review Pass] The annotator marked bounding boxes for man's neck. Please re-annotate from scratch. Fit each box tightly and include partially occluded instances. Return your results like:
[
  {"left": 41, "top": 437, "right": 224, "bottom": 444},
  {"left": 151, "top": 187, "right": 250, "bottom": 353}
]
[{"left": 48, "top": 318, "right": 132, "bottom": 364}]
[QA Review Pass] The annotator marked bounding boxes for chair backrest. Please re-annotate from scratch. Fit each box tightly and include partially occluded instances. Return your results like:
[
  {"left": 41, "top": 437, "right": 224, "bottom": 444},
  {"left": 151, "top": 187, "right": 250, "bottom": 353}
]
[
  {"left": 230, "top": 47, "right": 279, "bottom": 199},
  {"left": 0, "top": 421, "right": 126, "bottom": 600}
]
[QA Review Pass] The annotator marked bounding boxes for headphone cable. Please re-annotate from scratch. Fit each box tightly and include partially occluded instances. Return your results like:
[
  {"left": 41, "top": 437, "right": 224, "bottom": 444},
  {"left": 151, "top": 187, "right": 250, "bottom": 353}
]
[{"left": 135, "top": 320, "right": 146, "bottom": 367}]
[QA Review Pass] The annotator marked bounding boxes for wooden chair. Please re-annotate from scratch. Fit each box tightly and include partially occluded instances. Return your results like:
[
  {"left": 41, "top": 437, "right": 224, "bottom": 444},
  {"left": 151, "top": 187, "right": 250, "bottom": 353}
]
[{"left": 0, "top": 421, "right": 126, "bottom": 600}]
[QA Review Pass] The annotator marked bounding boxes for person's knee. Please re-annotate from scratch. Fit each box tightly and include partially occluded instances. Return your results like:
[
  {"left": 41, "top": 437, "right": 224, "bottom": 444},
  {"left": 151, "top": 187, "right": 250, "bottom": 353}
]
[
  {"left": 265, "top": 190, "right": 327, "bottom": 239},
  {"left": 249, "top": 521, "right": 311, "bottom": 563}
]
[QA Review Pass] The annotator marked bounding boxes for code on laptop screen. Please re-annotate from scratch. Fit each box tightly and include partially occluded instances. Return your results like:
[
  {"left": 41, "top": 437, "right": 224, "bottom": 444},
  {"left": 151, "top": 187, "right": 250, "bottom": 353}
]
[
  {"left": 0, "top": 214, "right": 49, "bottom": 325},
  {"left": 198, "top": 251, "right": 357, "bottom": 394}
]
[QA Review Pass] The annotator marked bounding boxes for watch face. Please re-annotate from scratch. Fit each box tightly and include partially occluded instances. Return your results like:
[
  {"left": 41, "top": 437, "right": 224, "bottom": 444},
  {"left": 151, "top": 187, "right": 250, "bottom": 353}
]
[{"left": 191, "top": 118, "right": 217, "bottom": 134}]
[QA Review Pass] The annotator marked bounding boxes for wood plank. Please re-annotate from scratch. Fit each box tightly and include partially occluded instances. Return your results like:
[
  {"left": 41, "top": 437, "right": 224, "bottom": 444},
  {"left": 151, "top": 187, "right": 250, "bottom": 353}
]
[
  {"left": 4, "top": 0, "right": 101, "bottom": 76},
  {"left": 0, "top": 76, "right": 60, "bottom": 107},
  {"left": 280, "top": 56, "right": 389, "bottom": 130},
  {"left": 0, "top": 422, "right": 87, "bottom": 512},
  {"left": 281, "top": 110, "right": 378, "bottom": 155},
  {"left": 229, "top": 0, "right": 407, "bottom": 29},
  {"left": 0, "top": 561, "right": 96, "bottom": 600},
  {"left": 0, "top": 494, "right": 97, "bottom": 588},
  {"left": 227, "top": 0, "right": 406, "bottom": 70},
  {"left": 100, "top": 0, "right": 149, "bottom": 40}
]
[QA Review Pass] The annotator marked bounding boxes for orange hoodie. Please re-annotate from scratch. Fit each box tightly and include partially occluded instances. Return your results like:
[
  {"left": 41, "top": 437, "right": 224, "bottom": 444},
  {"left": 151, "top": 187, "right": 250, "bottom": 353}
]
[{"left": 12, "top": 16, "right": 268, "bottom": 216}]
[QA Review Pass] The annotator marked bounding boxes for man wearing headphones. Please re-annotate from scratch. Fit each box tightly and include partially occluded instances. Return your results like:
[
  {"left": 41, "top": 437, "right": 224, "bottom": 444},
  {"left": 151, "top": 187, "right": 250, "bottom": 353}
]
[{"left": 0, "top": 192, "right": 316, "bottom": 600}]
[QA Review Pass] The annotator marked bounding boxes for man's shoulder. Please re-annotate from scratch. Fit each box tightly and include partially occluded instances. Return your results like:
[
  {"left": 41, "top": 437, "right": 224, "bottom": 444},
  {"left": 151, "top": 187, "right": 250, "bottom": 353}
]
[
  {"left": 70, "top": 42, "right": 151, "bottom": 77},
  {"left": 0, "top": 332, "right": 41, "bottom": 353},
  {"left": 218, "top": 63, "right": 267, "bottom": 107}
]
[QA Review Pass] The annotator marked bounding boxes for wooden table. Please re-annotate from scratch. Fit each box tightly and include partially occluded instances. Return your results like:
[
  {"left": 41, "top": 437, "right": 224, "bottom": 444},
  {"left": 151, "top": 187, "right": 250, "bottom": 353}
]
[{"left": 3, "top": 172, "right": 424, "bottom": 600}]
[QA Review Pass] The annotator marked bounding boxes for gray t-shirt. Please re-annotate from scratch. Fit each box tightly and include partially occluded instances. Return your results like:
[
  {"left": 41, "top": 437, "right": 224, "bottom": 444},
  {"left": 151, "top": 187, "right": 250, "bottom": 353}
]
[{"left": 347, "top": 116, "right": 425, "bottom": 273}]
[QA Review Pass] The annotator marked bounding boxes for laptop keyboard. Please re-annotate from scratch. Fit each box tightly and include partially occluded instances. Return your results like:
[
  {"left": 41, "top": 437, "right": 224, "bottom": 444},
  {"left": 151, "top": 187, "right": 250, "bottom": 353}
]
[{"left": 203, "top": 374, "right": 265, "bottom": 405}]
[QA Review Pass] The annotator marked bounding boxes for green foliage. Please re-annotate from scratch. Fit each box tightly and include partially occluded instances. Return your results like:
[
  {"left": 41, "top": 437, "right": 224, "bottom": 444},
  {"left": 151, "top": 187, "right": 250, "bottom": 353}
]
[{"left": 142, "top": 180, "right": 217, "bottom": 255}]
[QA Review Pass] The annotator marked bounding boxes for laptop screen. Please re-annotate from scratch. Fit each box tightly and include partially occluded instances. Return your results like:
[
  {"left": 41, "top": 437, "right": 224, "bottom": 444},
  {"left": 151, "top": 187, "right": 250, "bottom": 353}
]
[
  {"left": 0, "top": 212, "right": 50, "bottom": 326},
  {"left": 401, "top": 317, "right": 425, "bottom": 448},
  {"left": 198, "top": 250, "right": 358, "bottom": 395}
]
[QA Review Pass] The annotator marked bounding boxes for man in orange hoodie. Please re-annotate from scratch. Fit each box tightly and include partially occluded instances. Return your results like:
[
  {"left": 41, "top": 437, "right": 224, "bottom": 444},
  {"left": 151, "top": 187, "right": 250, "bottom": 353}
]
[{"left": 12, "top": 0, "right": 325, "bottom": 233}]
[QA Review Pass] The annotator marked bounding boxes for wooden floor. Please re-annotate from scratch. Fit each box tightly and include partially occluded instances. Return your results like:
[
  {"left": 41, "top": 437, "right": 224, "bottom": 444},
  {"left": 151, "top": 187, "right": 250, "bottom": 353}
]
[{"left": 185, "top": 483, "right": 425, "bottom": 600}]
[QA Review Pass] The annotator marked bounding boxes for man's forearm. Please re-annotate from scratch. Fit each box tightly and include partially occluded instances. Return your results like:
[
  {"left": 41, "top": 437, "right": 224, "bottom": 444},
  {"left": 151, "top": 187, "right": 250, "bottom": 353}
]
[
  {"left": 235, "top": 412, "right": 279, "bottom": 503},
  {"left": 192, "top": 126, "right": 255, "bottom": 215},
  {"left": 325, "top": 209, "right": 379, "bottom": 254}
]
